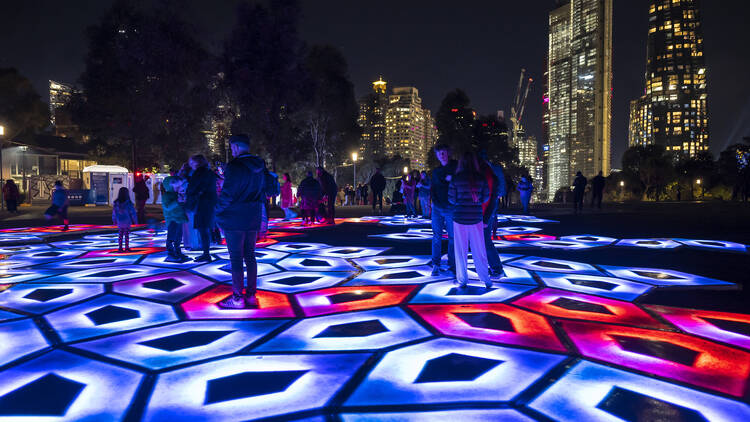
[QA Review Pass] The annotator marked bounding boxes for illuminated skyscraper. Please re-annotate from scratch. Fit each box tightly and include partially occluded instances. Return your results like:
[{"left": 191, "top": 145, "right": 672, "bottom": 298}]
[
  {"left": 518, "top": 135, "right": 538, "bottom": 171},
  {"left": 49, "top": 80, "right": 80, "bottom": 137},
  {"left": 545, "top": 0, "right": 612, "bottom": 198},
  {"left": 357, "top": 77, "right": 388, "bottom": 160},
  {"left": 385, "top": 87, "right": 429, "bottom": 170},
  {"left": 629, "top": 0, "right": 708, "bottom": 156}
]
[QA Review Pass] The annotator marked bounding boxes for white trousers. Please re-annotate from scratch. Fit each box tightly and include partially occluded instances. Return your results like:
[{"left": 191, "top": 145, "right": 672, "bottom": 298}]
[{"left": 453, "top": 221, "right": 490, "bottom": 285}]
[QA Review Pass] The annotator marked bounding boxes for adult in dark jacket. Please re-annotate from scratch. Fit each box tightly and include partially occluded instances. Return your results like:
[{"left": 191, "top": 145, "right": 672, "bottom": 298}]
[
  {"left": 369, "top": 168, "right": 386, "bottom": 213},
  {"left": 316, "top": 167, "right": 337, "bottom": 224},
  {"left": 449, "top": 151, "right": 490, "bottom": 288},
  {"left": 297, "top": 172, "right": 322, "bottom": 224},
  {"left": 3, "top": 179, "right": 20, "bottom": 213},
  {"left": 186, "top": 154, "right": 218, "bottom": 262},
  {"left": 215, "top": 135, "right": 267, "bottom": 309},
  {"left": 572, "top": 171, "right": 587, "bottom": 213},
  {"left": 430, "top": 144, "right": 458, "bottom": 276},
  {"left": 132, "top": 177, "right": 150, "bottom": 223},
  {"left": 591, "top": 171, "right": 606, "bottom": 209}
]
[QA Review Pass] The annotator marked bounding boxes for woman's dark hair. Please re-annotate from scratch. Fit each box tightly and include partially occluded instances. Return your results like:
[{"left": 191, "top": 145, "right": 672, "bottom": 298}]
[
  {"left": 284, "top": 173, "right": 292, "bottom": 184},
  {"left": 457, "top": 151, "right": 481, "bottom": 201},
  {"left": 190, "top": 154, "right": 209, "bottom": 168},
  {"left": 115, "top": 187, "right": 130, "bottom": 204}
]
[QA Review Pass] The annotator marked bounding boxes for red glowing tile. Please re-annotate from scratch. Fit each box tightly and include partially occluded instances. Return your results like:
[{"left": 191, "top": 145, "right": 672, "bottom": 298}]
[
  {"left": 181, "top": 285, "right": 295, "bottom": 319},
  {"left": 646, "top": 305, "right": 750, "bottom": 351},
  {"left": 561, "top": 320, "right": 750, "bottom": 397},
  {"left": 409, "top": 303, "right": 566, "bottom": 352},
  {"left": 255, "top": 238, "right": 278, "bottom": 248},
  {"left": 513, "top": 288, "right": 665, "bottom": 329},
  {"left": 265, "top": 231, "right": 304, "bottom": 239},
  {"left": 81, "top": 247, "right": 166, "bottom": 258},
  {"left": 295, "top": 285, "right": 417, "bottom": 317},
  {"left": 502, "top": 234, "right": 557, "bottom": 241}
]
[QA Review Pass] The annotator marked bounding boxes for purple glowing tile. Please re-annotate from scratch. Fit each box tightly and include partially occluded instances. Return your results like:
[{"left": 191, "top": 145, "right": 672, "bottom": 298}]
[
  {"left": 138, "top": 251, "right": 212, "bottom": 269},
  {"left": 410, "top": 279, "right": 536, "bottom": 304},
  {"left": 601, "top": 265, "right": 733, "bottom": 288},
  {"left": 345, "top": 338, "right": 565, "bottom": 406},
  {"left": 34, "top": 265, "right": 171, "bottom": 284},
  {"left": 9, "top": 248, "right": 85, "bottom": 264},
  {"left": 255, "top": 307, "right": 430, "bottom": 352},
  {"left": 0, "top": 283, "right": 104, "bottom": 314},
  {"left": 646, "top": 305, "right": 750, "bottom": 351},
  {"left": 353, "top": 255, "right": 432, "bottom": 271},
  {"left": 256, "top": 271, "right": 352, "bottom": 293},
  {"left": 615, "top": 238, "right": 682, "bottom": 249},
  {"left": 307, "top": 246, "right": 390, "bottom": 259},
  {"left": 674, "top": 238, "right": 748, "bottom": 253},
  {"left": 496, "top": 226, "right": 543, "bottom": 235},
  {"left": 44, "top": 294, "right": 178, "bottom": 342},
  {"left": 506, "top": 256, "right": 602, "bottom": 276},
  {"left": 276, "top": 255, "right": 357, "bottom": 272},
  {"left": 346, "top": 265, "right": 452, "bottom": 286},
  {"left": 536, "top": 272, "right": 652, "bottom": 301},
  {"left": 341, "top": 409, "right": 535, "bottom": 421},
  {"left": 529, "top": 360, "right": 750, "bottom": 422},
  {"left": 74, "top": 320, "right": 286, "bottom": 370},
  {"left": 0, "top": 319, "right": 49, "bottom": 366},
  {"left": 191, "top": 260, "right": 279, "bottom": 282},
  {"left": 214, "top": 248, "right": 289, "bottom": 263},
  {"left": 113, "top": 271, "right": 215, "bottom": 303},
  {"left": 0, "top": 350, "right": 141, "bottom": 420},
  {"left": 143, "top": 353, "right": 369, "bottom": 421},
  {"left": 267, "top": 242, "right": 331, "bottom": 253},
  {"left": 406, "top": 228, "right": 440, "bottom": 235},
  {"left": 35, "top": 255, "right": 141, "bottom": 270},
  {"left": 377, "top": 217, "right": 431, "bottom": 226},
  {"left": 560, "top": 235, "right": 618, "bottom": 246}
]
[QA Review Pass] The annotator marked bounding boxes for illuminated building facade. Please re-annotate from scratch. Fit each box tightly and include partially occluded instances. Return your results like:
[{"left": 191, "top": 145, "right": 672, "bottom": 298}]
[
  {"left": 357, "top": 78, "right": 388, "bottom": 161},
  {"left": 629, "top": 0, "right": 708, "bottom": 157},
  {"left": 518, "top": 135, "right": 538, "bottom": 171},
  {"left": 49, "top": 80, "right": 80, "bottom": 138},
  {"left": 545, "top": 0, "right": 612, "bottom": 198},
  {"left": 385, "top": 87, "right": 430, "bottom": 170}
]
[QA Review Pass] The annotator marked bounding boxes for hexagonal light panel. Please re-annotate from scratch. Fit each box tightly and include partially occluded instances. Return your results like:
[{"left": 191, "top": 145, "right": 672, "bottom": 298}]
[
  {"left": 295, "top": 285, "right": 417, "bottom": 317},
  {"left": 0, "top": 283, "right": 104, "bottom": 314},
  {"left": 346, "top": 265, "right": 452, "bottom": 286}
]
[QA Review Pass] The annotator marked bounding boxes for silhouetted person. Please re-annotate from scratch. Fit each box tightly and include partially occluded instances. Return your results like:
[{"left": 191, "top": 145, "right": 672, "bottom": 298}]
[
  {"left": 316, "top": 167, "right": 337, "bottom": 224},
  {"left": 133, "top": 176, "right": 150, "bottom": 223},
  {"left": 517, "top": 176, "right": 534, "bottom": 214},
  {"left": 573, "top": 171, "right": 587, "bottom": 213},
  {"left": 431, "top": 144, "right": 457, "bottom": 276},
  {"left": 3, "top": 179, "right": 20, "bottom": 213},
  {"left": 591, "top": 171, "right": 606, "bottom": 209},
  {"left": 298, "top": 171, "right": 322, "bottom": 224},
  {"left": 370, "top": 168, "right": 386, "bottom": 213},
  {"left": 186, "top": 155, "right": 218, "bottom": 262}
]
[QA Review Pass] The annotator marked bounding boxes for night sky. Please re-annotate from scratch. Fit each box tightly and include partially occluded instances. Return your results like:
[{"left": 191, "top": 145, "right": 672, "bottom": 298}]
[{"left": 2, "top": 0, "right": 748, "bottom": 165}]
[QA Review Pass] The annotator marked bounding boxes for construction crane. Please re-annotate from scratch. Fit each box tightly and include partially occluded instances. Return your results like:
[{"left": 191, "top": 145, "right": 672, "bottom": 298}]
[{"left": 510, "top": 69, "right": 533, "bottom": 148}]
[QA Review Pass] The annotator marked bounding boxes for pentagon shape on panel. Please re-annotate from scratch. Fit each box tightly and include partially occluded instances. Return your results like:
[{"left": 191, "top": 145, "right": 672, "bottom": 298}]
[
  {"left": 409, "top": 279, "right": 535, "bottom": 304},
  {"left": 0, "top": 283, "right": 104, "bottom": 314},
  {"left": 513, "top": 288, "right": 665, "bottom": 329},
  {"left": 346, "top": 265, "right": 452, "bottom": 286},
  {"left": 73, "top": 320, "right": 286, "bottom": 370},
  {"left": 256, "top": 271, "right": 352, "bottom": 294},
  {"left": 345, "top": 338, "right": 565, "bottom": 406},
  {"left": 113, "top": 271, "right": 214, "bottom": 303},
  {"left": 0, "top": 350, "right": 141, "bottom": 420},
  {"left": 44, "top": 294, "right": 178, "bottom": 342},
  {"left": 143, "top": 353, "right": 369, "bottom": 421},
  {"left": 529, "top": 360, "right": 750, "bottom": 422},
  {"left": 34, "top": 265, "right": 171, "bottom": 284},
  {"left": 673, "top": 238, "right": 748, "bottom": 253},
  {"left": 600, "top": 265, "right": 733, "bottom": 288},
  {"left": 0, "top": 319, "right": 50, "bottom": 367},
  {"left": 276, "top": 255, "right": 357, "bottom": 272},
  {"left": 409, "top": 303, "right": 566, "bottom": 352},
  {"left": 535, "top": 271, "right": 652, "bottom": 301},
  {"left": 560, "top": 321, "right": 750, "bottom": 397},
  {"left": 255, "top": 307, "right": 430, "bottom": 352},
  {"left": 307, "top": 246, "right": 390, "bottom": 259},
  {"left": 340, "top": 409, "right": 535, "bottom": 422},
  {"left": 646, "top": 305, "right": 750, "bottom": 351},
  {"left": 190, "top": 260, "right": 279, "bottom": 282},
  {"left": 506, "top": 256, "right": 602, "bottom": 276},
  {"left": 352, "top": 255, "right": 432, "bottom": 271},
  {"left": 615, "top": 238, "right": 682, "bottom": 249},
  {"left": 559, "top": 234, "right": 618, "bottom": 246},
  {"left": 295, "top": 285, "right": 417, "bottom": 317},
  {"left": 181, "top": 285, "right": 295, "bottom": 320}
]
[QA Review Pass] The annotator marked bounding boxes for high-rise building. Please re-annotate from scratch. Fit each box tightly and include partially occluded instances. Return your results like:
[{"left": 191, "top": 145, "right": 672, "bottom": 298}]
[
  {"left": 385, "top": 87, "right": 429, "bottom": 170},
  {"left": 357, "top": 78, "right": 388, "bottom": 161},
  {"left": 517, "top": 135, "right": 538, "bottom": 171},
  {"left": 545, "top": 0, "right": 612, "bottom": 198},
  {"left": 49, "top": 80, "right": 80, "bottom": 138},
  {"left": 628, "top": 0, "right": 708, "bottom": 156}
]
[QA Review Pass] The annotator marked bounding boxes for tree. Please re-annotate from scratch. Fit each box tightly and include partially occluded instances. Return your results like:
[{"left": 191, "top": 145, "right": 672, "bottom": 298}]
[
  {"left": 717, "top": 138, "right": 750, "bottom": 201},
  {"left": 675, "top": 151, "right": 715, "bottom": 200},
  {"left": 434, "top": 89, "right": 474, "bottom": 152},
  {"left": 0, "top": 68, "right": 49, "bottom": 143},
  {"left": 70, "top": 0, "right": 214, "bottom": 170},
  {"left": 622, "top": 145, "right": 674, "bottom": 201}
]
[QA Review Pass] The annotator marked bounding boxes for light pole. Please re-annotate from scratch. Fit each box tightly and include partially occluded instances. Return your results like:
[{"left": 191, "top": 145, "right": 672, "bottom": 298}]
[
  {"left": 696, "top": 179, "right": 702, "bottom": 200},
  {"left": 352, "top": 152, "right": 358, "bottom": 188}
]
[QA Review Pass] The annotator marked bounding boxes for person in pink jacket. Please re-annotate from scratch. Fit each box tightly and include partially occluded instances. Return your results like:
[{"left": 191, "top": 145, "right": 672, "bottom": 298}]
[{"left": 280, "top": 173, "right": 297, "bottom": 220}]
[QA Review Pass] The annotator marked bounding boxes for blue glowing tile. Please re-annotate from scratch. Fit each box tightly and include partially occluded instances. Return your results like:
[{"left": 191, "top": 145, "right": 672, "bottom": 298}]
[
  {"left": 0, "top": 349, "right": 141, "bottom": 419},
  {"left": 0, "top": 269, "right": 60, "bottom": 284},
  {"left": 340, "top": 409, "right": 535, "bottom": 421},
  {"left": 674, "top": 238, "right": 748, "bottom": 253},
  {"left": 346, "top": 265, "right": 452, "bottom": 286},
  {"left": 0, "top": 309, "right": 24, "bottom": 322},
  {"left": 615, "top": 238, "right": 682, "bottom": 249},
  {"left": 255, "top": 307, "right": 430, "bottom": 352},
  {"left": 113, "top": 271, "right": 214, "bottom": 303},
  {"left": 0, "top": 234, "right": 43, "bottom": 244},
  {"left": 0, "top": 283, "right": 104, "bottom": 314},
  {"left": 49, "top": 239, "right": 121, "bottom": 250},
  {"left": 508, "top": 217, "right": 559, "bottom": 224},
  {"left": 496, "top": 226, "right": 543, "bottom": 235},
  {"left": 267, "top": 242, "right": 331, "bottom": 253},
  {"left": 44, "top": 294, "right": 178, "bottom": 342},
  {"left": 507, "top": 256, "right": 603, "bottom": 276},
  {"left": 353, "top": 255, "right": 432, "bottom": 271},
  {"left": 536, "top": 272, "right": 652, "bottom": 301},
  {"left": 528, "top": 240, "right": 600, "bottom": 250},
  {"left": 276, "top": 255, "right": 357, "bottom": 272},
  {"left": 35, "top": 255, "right": 141, "bottom": 270},
  {"left": 492, "top": 239, "right": 529, "bottom": 249},
  {"left": 143, "top": 353, "right": 369, "bottom": 421},
  {"left": 560, "top": 235, "right": 618, "bottom": 246},
  {"left": 34, "top": 265, "right": 171, "bottom": 284},
  {"left": 138, "top": 251, "right": 211, "bottom": 269},
  {"left": 0, "top": 319, "right": 49, "bottom": 366},
  {"left": 377, "top": 217, "right": 431, "bottom": 226},
  {"left": 528, "top": 360, "right": 750, "bottom": 422},
  {"left": 9, "top": 248, "right": 85, "bottom": 264},
  {"left": 369, "top": 232, "right": 433, "bottom": 241},
  {"left": 74, "top": 320, "right": 286, "bottom": 370},
  {"left": 214, "top": 248, "right": 289, "bottom": 263},
  {"left": 441, "top": 253, "right": 523, "bottom": 266},
  {"left": 406, "top": 228, "right": 440, "bottom": 235},
  {"left": 346, "top": 338, "right": 565, "bottom": 406},
  {"left": 256, "top": 271, "right": 352, "bottom": 293},
  {"left": 0, "top": 244, "right": 52, "bottom": 255},
  {"left": 0, "top": 259, "right": 38, "bottom": 270},
  {"left": 191, "top": 260, "right": 279, "bottom": 282},
  {"left": 410, "top": 279, "right": 537, "bottom": 304},
  {"left": 465, "top": 266, "right": 538, "bottom": 286},
  {"left": 307, "top": 246, "right": 390, "bottom": 259},
  {"left": 601, "top": 265, "right": 733, "bottom": 288}
]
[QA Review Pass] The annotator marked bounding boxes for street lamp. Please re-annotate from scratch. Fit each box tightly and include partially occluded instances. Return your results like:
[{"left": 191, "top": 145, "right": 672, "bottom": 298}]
[
  {"left": 696, "top": 179, "right": 703, "bottom": 199},
  {"left": 351, "top": 152, "right": 358, "bottom": 188},
  {"left": 403, "top": 166, "right": 408, "bottom": 175}
]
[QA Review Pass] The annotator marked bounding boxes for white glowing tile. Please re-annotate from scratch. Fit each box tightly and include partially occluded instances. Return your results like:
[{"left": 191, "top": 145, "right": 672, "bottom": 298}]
[
  {"left": 559, "top": 235, "right": 618, "bottom": 245},
  {"left": 0, "top": 268, "right": 60, "bottom": 284},
  {"left": 506, "top": 256, "right": 602, "bottom": 276},
  {"left": 214, "top": 248, "right": 289, "bottom": 263},
  {"left": 113, "top": 271, "right": 215, "bottom": 303},
  {"left": 674, "top": 238, "right": 748, "bottom": 253},
  {"left": 410, "top": 279, "right": 536, "bottom": 304},
  {"left": 528, "top": 240, "right": 600, "bottom": 250},
  {"left": 276, "top": 255, "right": 357, "bottom": 272},
  {"left": 0, "top": 283, "right": 105, "bottom": 314},
  {"left": 353, "top": 255, "right": 432, "bottom": 271},
  {"left": 369, "top": 232, "right": 433, "bottom": 241},
  {"left": 536, "top": 272, "right": 652, "bottom": 301},
  {"left": 601, "top": 265, "right": 733, "bottom": 287},
  {"left": 0, "top": 244, "right": 52, "bottom": 255},
  {"left": 496, "top": 226, "right": 543, "bottom": 235},
  {"left": 267, "top": 242, "right": 331, "bottom": 253},
  {"left": 0, "top": 318, "right": 49, "bottom": 366},
  {"left": 307, "top": 246, "right": 390, "bottom": 259},
  {"left": 256, "top": 271, "right": 352, "bottom": 294},
  {"left": 34, "top": 265, "right": 171, "bottom": 284},
  {"left": 36, "top": 255, "right": 141, "bottom": 270},
  {"left": 191, "top": 260, "right": 279, "bottom": 282},
  {"left": 9, "top": 248, "right": 85, "bottom": 263},
  {"left": 615, "top": 238, "right": 682, "bottom": 249},
  {"left": 139, "top": 251, "right": 210, "bottom": 269},
  {"left": 346, "top": 265, "right": 452, "bottom": 286}
]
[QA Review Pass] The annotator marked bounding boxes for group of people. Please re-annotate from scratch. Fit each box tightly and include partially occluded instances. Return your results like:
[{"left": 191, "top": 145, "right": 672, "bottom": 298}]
[
  {"left": 572, "top": 170, "right": 606, "bottom": 213},
  {"left": 337, "top": 184, "right": 369, "bottom": 206}
]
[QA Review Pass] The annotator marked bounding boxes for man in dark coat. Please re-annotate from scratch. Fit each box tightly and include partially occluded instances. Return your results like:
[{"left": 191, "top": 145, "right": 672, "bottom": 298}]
[
  {"left": 215, "top": 134, "right": 267, "bottom": 309},
  {"left": 297, "top": 171, "right": 322, "bottom": 224},
  {"left": 430, "top": 144, "right": 457, "bottom": 276},
  {"left": 572, "top": 171, "right": 587, "bottom": 213},
  {"left": 316, "top": 167, "right": 337, "bottom": 224},
  {"left": 186, "top": 155, "right": 218, "bottom": 262},
  {"left": 369, "top": 168, "right": 386, "bottom": 213},
  {"left": 132, "top": 176, "right": 150, "bottom": 223},
  {"left": 591, "top": 171, "right": 606, "bottom": 209}
]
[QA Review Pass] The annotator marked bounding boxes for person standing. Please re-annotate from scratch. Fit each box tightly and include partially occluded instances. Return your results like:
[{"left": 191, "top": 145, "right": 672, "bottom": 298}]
[
  {"left": 479, "top": 153, "right": 504, "bottom": 278},
  {"left": 449, "top": 151, "right": 491, "bottom": 288},
  {"left": 298, "top": 171, "right": 322, "bottom": 224},
  {"left": 112, "top": 187, "right": 137, "bottom": 252},
  {"left": 591, "top": 171, "right": 606, "bottom": 209},
  {"left": 133, "top": 176, "right": 149, "bottom": 223},
  {"left": 489, "top": 159, "right": 506, "bottom": 240},
  {"left": 402, "top": 173, "right": 417, "bottom": 217},
  {"left": 573, "top": 171, "right": 587, "bottom": 213},
  {"left": 361, "top": 183, "right": 368, "bottom": 206},
  {"left": 430, "top": 144, "right": 457, "bottom": 276},
  {"left": 369, "top": 168, "right": 386, "bottom": 214},
  {"left": 186, "top": 155, "right": 218, "bottom": 262},
  {"left": 161, "top": 175, "right": 189, "bottom": 262},
  {"left": 416, "top": 171, "right": 431, "bottom": 219},
  {"left": 316, "top": 167, "right": 337, "bottom": 224},
  {"left": 3, "top": 179, "right": 20, "bottom": 213},
  {"left": 517, "top": 175, "right": 534, "bottom": 214},
  {"left": 44, "top": 180, "right": 70, "bottom": 231},
  {"left": 215, "top": 135, "right": 267, "bottom": 309},
  {"left": 152, "top": 178, "right": 161, "bottom": 204},
  {"left": 280, "top": 173, "right": 297, "bottom": 220}
]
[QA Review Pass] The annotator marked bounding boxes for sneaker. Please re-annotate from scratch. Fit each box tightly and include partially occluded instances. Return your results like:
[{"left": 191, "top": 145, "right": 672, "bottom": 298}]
[
  {"left": 489, "top": 269, "right": 505, "bottom": 280},
  {"left": 244, "top": 295, "right": 259, "bottom": 308},
  {"left": 453, "top": 279, "right": 468, "bottom": 289},
  {"left": 431, "top": 266, "right": 441, "bottom": 276},
  {"left": 193, "top": 254, "right": 212, "bottom": 263},
  {"left": 218, "top": 293, "right": 246, "bottom": 309}
]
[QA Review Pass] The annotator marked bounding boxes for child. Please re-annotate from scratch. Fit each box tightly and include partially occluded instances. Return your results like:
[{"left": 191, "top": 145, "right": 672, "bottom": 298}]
[
  {"left": 112, "top": 187, "right": 137, "bottom": 252},
  {"left": 44, "top": 180, "right": 70, "bottom": 231},
  {"left": 161, "top": 175, "right": 190, "bottom": 262}
]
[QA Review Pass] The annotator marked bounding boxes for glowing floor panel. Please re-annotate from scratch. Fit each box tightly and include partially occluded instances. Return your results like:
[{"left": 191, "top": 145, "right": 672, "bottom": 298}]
[
  {"left": 506, "top": 256, "right": 602, "bottom": 275},
  {"left": 181, "top": 285, "right": 296, "bottom": 319},
  {"left": 535, "top": 272, "right": 653, "bottom": 301},
  {"left": 346, "top": 265, "right": 453, "bottom": 286},
  {"left": 409, "top": 279, "right": 536, "bottom": 303},
  {"left": 600, "top": 265, "right": 733, "bottom": 287},
  {"left": 646, "top": 305, "right": 750, "bottom": 350},
  {"left": 190, "top": 260, "right": 279, "bottom": 282},
  {"left": 0, "top": 283, "right": 105, "bottom": 314},
  {"left": 0, "top": 318, "right": 50, "bottom": 366},
  {"left": 113, "top": 271, "right": 215, "bottom": 303},
  {"left": 295, "top": 285, "right": 417, "bottom": 316},
  {"left": 276, "top": 255, "right": 357, "bottom": 272}
]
